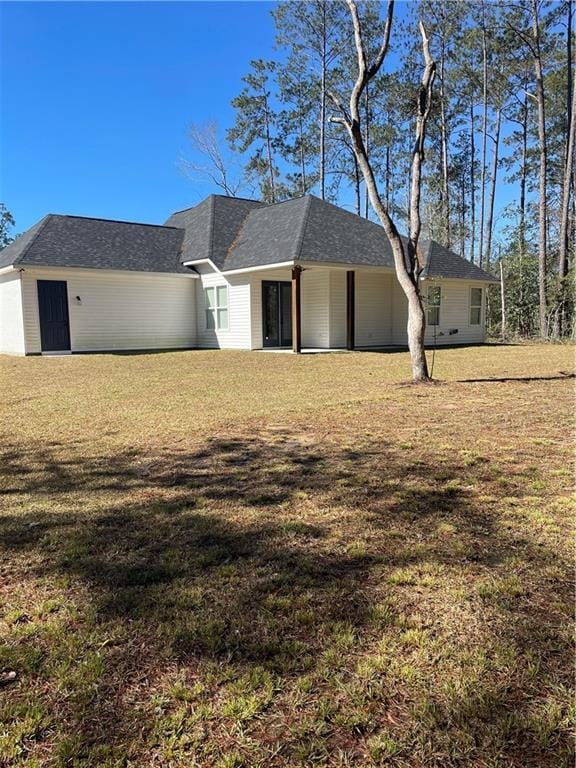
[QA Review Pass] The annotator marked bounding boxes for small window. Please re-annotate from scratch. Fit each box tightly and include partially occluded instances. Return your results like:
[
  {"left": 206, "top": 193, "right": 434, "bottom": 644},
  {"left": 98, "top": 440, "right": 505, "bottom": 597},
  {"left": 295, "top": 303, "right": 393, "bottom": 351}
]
[
  {"left": 470, "top": 287, "right": 483, "bottom": 325},
  {"left": 426, "top": 285, "right": 441, "bottom": 326},
  {"left": 205, "top": 286, "right": 229, "bottom": 330}
]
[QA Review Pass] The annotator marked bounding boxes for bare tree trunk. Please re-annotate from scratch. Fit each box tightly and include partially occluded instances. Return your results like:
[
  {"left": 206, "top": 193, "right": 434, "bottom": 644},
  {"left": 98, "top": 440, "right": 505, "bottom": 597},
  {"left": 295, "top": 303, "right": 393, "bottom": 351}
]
[
  {"left": 532, "top": 0, "right": 548, "bottom": 337},
  {"left": 460, "top": 173, "right": 466, "bottom": 258},
  {"left": 330, "top": 0, "right": 434, "bottom": 381},
  {"left": 364, "top": 87, "right": 370, "bottom": 218},
  {"left": 484, "top": 107, "right": 502, "bottom": 268},
  {"left": 520, "top": 88, "right": 528, "bottom": 258},
  {"left": 469, "top": 99, "right": 476, "bottom": 263},
  {"left": 264, "top": 102, "right": 277, "bottom": 203},
  {"left": 439, "top": 39, "right": 451, "bottom": 246},
  {"left": 319, "top": 1, "right": 327, "bottom": 200},
  {"left": 353, "top": 153, "right": 361, "bottom": 216},
  {"left": 385, "top": 145, "right": 391, "bottom": 209},
  {"left": 479, "top": 4, "right": 489, "bottom": 267},
  {"left": 500, "top": 258, "right": 506, "bottom": 340},
  {"left": 559, "top": 25, "right": 575, "bottom": 281},
  {"left": 560, "top": 0, "right": 573, "bottom": 294},
  {"left": 297, "top": 95, "right": 308, "bottom": 195},
  {"left": 557, "top": 61, "right": 576, "bottom": 336},
  {"left": 566, "top": 0, "right": 573, "bottom": 170}
]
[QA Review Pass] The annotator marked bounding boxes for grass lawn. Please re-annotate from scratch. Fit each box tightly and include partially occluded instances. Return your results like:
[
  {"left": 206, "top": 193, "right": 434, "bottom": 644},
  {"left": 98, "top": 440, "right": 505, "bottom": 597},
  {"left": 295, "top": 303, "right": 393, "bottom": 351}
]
[{"left": 0, "top": 344, "right": 574, "bottom": 767}]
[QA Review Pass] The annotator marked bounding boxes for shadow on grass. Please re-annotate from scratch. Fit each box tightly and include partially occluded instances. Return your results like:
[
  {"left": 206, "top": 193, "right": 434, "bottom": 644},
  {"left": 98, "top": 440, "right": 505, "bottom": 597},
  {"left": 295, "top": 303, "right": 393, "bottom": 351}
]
[
  {"left": 0, "top": 430, "right": 573, "bottom": 766},
  {"left": 457, "top": 373, "right": 575, "bottom": 384}
]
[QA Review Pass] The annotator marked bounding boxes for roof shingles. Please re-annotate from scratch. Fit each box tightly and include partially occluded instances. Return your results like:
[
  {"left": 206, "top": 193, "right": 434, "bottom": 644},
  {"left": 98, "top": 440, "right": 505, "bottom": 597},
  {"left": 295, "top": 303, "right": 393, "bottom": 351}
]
[
  {"left": 1, "top": 215, "right": 187, "bottom": 274},
  {"left": 1, "top": 194, "right": 497, "bottom": 282},
  {"left": 224, "top": 196, "right": 311, "bottom": 271},
  {"left": 221, "top": 195, "right": 496, "bottom": 281},
  {"left": 165, "top": 196, "right": 264, "bottom": 270}
]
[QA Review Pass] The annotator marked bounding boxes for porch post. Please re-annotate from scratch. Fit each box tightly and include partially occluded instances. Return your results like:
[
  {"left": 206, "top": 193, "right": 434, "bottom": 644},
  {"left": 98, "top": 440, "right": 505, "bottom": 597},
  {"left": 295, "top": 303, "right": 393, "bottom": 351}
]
[
  {"left": 346, "top": 270, "right": 355, "bottom": 350},
  {"left": 291, "top": 266, "right": 302, "bottom": 354}
]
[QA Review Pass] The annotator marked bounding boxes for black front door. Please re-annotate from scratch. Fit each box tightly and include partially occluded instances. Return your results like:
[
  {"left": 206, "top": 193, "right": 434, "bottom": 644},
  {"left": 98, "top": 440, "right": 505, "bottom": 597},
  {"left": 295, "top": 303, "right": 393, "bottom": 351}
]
[
  {"left": 37, "top": 280, "right": 71, "bottom": 352},
  {"left": 262, "top": 281, "right": 292, "bottom": 347}
]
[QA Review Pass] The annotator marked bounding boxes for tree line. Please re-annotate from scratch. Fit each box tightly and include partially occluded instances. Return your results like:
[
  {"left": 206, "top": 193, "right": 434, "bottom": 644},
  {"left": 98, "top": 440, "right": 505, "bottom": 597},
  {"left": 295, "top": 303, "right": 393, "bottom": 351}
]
[{"left": 185, "top": 0, "right": 574, "bottom": 341}]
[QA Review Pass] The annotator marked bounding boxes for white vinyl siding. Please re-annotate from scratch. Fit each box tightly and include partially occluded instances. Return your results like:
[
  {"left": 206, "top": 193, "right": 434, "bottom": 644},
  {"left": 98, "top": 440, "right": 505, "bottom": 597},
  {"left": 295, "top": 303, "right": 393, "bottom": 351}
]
[
  {"left": 20, "top": 267, "right": 197, "bottom": 353},
  {"left": 301, "top": 269, "right": 330, "bottom": 348},
  {"left": 355, "top": 271, "right": 393, "bottom": 347},
  {"left": 425, "top": 280, "right": 486, "bottom": 344},
  {"left": 329, "top": 271, "right": 346, "bottom": 348},
  {"left": 392, "top": 277, "right": 487, "bottom": 345},
  {"left": 0, "top": 272, "right": 26, "bottom": 355},
  {"left": 391, "top": 278, "right": 409, "bottom": 345},
  {"left": 196, "top": 269, "right": 251, "bottom": 349},
  {"left": 5, "top": 262, "right": 491, "bottom": 357}
]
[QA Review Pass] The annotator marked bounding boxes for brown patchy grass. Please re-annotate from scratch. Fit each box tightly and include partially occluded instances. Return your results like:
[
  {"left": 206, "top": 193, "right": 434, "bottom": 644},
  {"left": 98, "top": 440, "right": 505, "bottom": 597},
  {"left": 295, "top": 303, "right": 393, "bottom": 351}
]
[{"left": 0, "top": 344, "right": 574, "bottom": 768}]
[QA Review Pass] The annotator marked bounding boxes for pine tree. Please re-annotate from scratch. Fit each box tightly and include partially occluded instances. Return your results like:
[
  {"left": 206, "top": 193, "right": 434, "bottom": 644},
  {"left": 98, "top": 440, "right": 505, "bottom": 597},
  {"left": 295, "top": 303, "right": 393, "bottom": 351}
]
[
  {"left": 272, "top": 0, "right": 349, "bottom": 199},
  {"left": 228, "top": 59, "right": 285, "bottom": 203}
]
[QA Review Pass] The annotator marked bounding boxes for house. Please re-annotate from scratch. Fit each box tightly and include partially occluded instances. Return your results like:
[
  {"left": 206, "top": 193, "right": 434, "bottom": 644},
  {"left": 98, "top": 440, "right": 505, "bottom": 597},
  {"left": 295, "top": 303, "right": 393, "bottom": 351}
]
[{"left": 0, "top": 194, "right": 497, "bottom": 356}]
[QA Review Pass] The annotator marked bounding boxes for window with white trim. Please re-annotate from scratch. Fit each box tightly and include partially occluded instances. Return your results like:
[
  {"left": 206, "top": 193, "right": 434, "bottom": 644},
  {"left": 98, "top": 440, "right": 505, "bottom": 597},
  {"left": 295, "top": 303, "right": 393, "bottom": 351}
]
[
  {"left": 469, "top": 287, "right": 483, "bottom": 325},
  {"left": 426, "top": 285, "right": 441, "bottom": 326},
  {"left": 205, "top": 286, "right": 229, "bottom": 330}
]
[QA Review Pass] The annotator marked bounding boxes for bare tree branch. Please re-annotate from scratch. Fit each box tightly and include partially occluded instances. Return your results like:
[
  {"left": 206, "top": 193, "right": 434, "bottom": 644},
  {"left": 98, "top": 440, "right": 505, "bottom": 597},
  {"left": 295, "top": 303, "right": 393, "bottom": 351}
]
[
  {"left": 347, "top": 0, "right": 393, "bottom": 124},
  {"left": 181, "top": 121, "right": 244, "bottom": 197},
  {"left": 327, "top": 90, "right": 350, "bottom": 124}
]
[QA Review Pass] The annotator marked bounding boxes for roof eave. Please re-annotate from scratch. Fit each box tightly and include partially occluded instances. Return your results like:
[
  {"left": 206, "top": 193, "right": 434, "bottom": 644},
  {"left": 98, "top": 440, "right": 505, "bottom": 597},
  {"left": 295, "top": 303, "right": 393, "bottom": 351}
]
[
  {"left": 182, "top": 258, "right": 221, "bottom": 273},
  {"left": 423, "top": 273, "right": 499, "bottom": 283},
  {"left": 222, "top": 260, "right": 295, "bottom": 275},
  {"left": 16, "top": 262, "right": 198, "bottom": 278}
]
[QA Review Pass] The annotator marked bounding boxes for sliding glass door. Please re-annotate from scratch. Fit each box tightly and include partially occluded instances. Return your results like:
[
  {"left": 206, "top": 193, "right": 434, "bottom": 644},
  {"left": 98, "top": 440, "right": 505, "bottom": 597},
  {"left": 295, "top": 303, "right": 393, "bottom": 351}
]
[{"left": 262, "top": 281, "right": 292, "bottom": 347}]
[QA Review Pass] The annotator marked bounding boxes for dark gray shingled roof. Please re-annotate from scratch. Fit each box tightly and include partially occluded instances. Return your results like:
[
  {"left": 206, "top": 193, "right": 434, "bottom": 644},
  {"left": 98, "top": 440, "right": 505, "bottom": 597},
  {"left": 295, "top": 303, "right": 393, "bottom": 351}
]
[
  {"left": 418, "top": 239, "right": 498, "bottom": 281},
  {"left": 223, "top": 196, "right": 312, "bottom": 270},
  {"left": 0, "top": 217, "right": 49, "bottom": 270},
  {"left": 224, "top": 195, "right": 392, "bottom": 271},
  {"left": 165, "top": 195, "right": 264, "bottom": 269},
  {"left": 222, "top": 194, "right": 498, "bottom": 281},
  {"left": 0, "top": 214, "right": 187, "bottom": 274},
  {"left": 164, "top": 198, "right": 213, "bottom": 265},
  {"left": 0, "top": 194, "right": 497, "bottom": 282}
]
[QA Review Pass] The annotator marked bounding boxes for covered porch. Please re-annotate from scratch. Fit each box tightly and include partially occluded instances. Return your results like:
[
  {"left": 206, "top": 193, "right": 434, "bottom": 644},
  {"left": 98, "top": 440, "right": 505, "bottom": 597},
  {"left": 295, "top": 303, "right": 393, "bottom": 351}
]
[{"left": 249, "top": 263, "right": 399, "bottom": 353}]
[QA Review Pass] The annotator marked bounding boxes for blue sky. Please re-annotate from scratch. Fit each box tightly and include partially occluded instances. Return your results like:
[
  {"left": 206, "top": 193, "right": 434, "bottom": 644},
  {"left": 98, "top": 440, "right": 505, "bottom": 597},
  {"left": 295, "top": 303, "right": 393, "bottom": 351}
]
[
  {"left": 1, "top": 1, "right": 518, "bottom": 241},
  {"left": 1, "top": 1, "right": 278, "bottom": 231}
]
